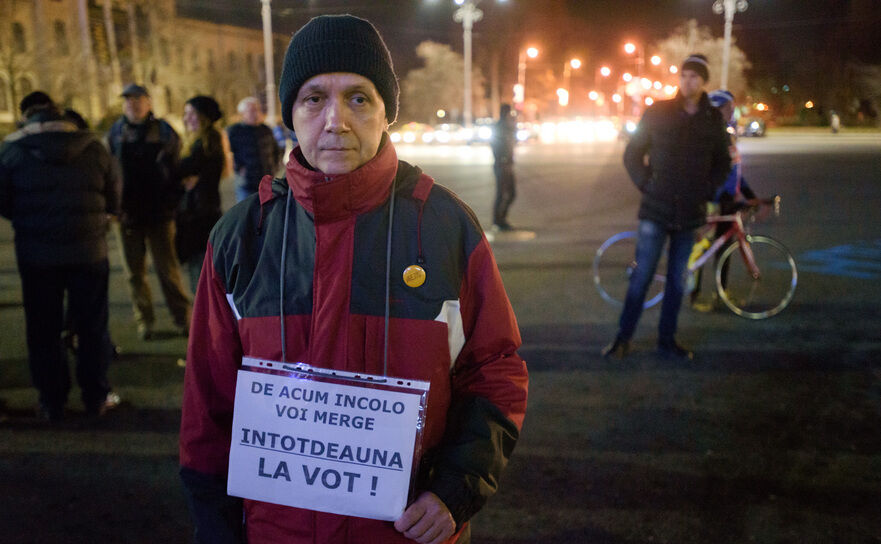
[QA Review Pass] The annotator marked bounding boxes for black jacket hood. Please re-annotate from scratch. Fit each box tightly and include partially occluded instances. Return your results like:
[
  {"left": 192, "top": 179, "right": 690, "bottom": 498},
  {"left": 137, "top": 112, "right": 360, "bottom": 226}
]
[{"left": 5, "top": 113, "right": 98, "bottom": 165}]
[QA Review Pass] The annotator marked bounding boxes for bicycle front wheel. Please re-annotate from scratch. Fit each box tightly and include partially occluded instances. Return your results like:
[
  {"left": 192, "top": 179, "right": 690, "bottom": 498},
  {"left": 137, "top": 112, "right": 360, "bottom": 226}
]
[
  {"left": 593, "top": 231, "right": 665, "bottom": 309},
  {"left": 716, "top": 235, "right": 797, "bottom": 319}
]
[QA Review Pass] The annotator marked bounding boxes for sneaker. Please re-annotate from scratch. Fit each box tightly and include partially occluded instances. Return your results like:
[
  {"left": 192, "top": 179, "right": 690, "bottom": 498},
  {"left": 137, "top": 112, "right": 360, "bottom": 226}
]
[
  {"left": 601, "top": 337, "right": 631, "bottom": 359},
  {"left": 690, "top": 300, "right": 714, "bottom": 313},
  {"left": 86, "top": 391, "right": 121, "bottom": 417},
  {"left": 137, "top": 324, "right": 153, "bottom": 341},
  {"left": 493, "top": 222, "right": 514, "bottom": 232},
  {"left": 657, "top": 340, "right": 694, "bottom": 360}
]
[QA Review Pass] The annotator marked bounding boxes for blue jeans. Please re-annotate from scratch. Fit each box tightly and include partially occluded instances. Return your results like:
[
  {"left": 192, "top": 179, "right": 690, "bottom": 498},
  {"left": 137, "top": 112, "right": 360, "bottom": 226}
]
[{"left": 618, "top": 219, "right": 695, "bottom": 343}]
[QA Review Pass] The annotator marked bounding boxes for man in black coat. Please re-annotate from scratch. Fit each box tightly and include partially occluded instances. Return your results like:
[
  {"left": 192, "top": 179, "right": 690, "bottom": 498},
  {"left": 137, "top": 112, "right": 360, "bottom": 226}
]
[
  {"left": 107, "top": 84, "right": 192, "bottom": 340},
  {"left": 0, "top": 93, "right": 122, "bottom": 420},
  {"left": 603, "top": 55, "right": 731, "bottom": 360},
  {"left": 490, "top": 103, "right": 517, "bottom": 231}
]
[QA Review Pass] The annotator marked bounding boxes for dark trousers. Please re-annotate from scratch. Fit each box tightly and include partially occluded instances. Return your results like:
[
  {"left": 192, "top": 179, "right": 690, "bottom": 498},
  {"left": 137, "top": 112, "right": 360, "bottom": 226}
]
[
  {"left": 493, "top": 161, "right": 516, "bottom": 226},
  {"left": 18, "top": 260, "right": 111, "bottom": 411},
  {"left": 618, "top": 219, "right": 695, "bottom": 342}
]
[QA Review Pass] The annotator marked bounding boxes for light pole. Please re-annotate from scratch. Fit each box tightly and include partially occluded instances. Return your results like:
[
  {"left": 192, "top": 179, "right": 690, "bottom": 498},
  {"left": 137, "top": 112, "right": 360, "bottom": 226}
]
[
  {"left": 562, "top": 58, "right": 581, "bottom": 104},
  {"left": 260, "top": 0, "right": 277, "bottom": 125},
  {"left": 713, "top": 0, "right": 748, "bottom": 90},
  {"left": 453, "top": 0, "right": 483, "bottom": 127},
  {"left": 514, "top": 46, "right": 538, "bottom": 108}
]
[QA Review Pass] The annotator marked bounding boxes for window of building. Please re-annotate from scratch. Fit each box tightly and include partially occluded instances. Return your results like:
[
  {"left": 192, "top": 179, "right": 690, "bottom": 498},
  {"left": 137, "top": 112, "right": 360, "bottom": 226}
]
[
  {"left": 192, "top": 49, "right": 200, "bottom": 71},
  {"left": 228, "top": 52, "right": 238, "bottom": 71},
  {"left": 0, "top": 76, "right": 9, "bottom": 112},
  {"left": 246, "top": 53, "right": 254, "bottom": 75},
  {"left": 16, "top": 77, "right": 33, "bottom": 97},
  {"left": 12, "top": 22, "right": 27, "bottom": 53},
  {"left": 54, "top": 20, "right": 69, "bottom": 55},
  {"left": 208, "top": 49, "right": 215, "bottom": 73}
]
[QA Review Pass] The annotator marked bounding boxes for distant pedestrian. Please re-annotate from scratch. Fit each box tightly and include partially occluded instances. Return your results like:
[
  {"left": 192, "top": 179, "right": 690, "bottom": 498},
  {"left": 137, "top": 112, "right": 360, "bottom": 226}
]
[
  {"left": 108, "top": 83, "right": 192, "bottom": 340},
  {"left": 176, "top": 95, "right": 226, "bottom": 292},
  {"left": 0, "top": 92, "right": 122, "bottom": 420},
  {"left": 602, "top": 55, "right": 731, "bottom": 360},
  {"left": 226, "top": 97, "right": 281, "bottom": 202},
  {"left": 830, "top": 111, "right": 840, "bottom": 134},
  {"left": 490, "top": 103, "right": 518, "bottom": 231}
]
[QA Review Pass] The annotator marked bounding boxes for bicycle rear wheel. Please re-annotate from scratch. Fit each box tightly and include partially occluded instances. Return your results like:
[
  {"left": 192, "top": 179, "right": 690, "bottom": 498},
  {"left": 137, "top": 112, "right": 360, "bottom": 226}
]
[
  {"left": 593, "top": 231, "right": 665, "bottom": 309},
  {"left": 716, "top": 235, "right": 797, "bottom": 319}
]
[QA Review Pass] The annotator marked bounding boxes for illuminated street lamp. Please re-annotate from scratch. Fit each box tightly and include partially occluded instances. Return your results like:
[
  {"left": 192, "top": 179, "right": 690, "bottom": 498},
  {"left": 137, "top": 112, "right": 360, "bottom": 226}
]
[
  {"left": 623, "top": 41, "right": 645, "bottom": 77},
  {"left": 515, "top": 46, "right": 539, "bottom": 106},
  {"left": 713, "top": 0, "right": 748, "bottom": 89},
  {"left": 453, "top": 0, "right": 483, "bottom": 127},
  {"left": 562, "top": 58, "right": 581, "bottom": 105},
  {"left": 260, "top": 0, "right": 276, "bottom": 124},
  {"left": 650, "top": 55, "right": 661, "bottom": 66}
]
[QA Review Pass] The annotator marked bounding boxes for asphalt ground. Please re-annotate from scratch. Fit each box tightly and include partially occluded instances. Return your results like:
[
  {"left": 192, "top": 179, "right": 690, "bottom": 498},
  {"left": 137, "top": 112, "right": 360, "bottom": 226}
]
[{"left": 1, "top": 131, "right": 880, "bottom": 543}]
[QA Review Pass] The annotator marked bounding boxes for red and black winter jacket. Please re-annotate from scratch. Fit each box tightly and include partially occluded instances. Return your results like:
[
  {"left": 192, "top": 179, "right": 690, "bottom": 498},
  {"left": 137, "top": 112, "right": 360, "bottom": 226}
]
[{"left": 179, "top": 138, "right": 528, "bottom": 544}]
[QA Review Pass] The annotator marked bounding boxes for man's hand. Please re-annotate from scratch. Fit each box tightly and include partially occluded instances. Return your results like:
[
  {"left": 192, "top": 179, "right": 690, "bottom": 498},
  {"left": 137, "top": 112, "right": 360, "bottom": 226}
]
[{"left": 394, "top": 491, "right": 455, "bottom": 544}]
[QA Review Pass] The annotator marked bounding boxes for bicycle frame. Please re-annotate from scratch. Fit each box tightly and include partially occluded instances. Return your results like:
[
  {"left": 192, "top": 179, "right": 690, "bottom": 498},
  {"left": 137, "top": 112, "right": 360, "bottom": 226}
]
[{"left": 688, "top": 213, "right": 761, "bottom": 279}]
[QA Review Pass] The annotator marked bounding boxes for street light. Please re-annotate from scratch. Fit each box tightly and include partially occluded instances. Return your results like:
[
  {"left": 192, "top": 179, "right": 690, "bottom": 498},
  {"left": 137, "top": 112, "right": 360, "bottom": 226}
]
[
  {"left": 623, "top": 41, "right": 645, "bottom": 78},
  {"left": 514, "top": 46, "right": 539, "bottom": 107},
  {"left": 562, "top": 58, "right": 581, "bottom": 106},
  {"left": 713, "top": 0, "right": 748, "bottom": 90},
  {"left": 453, "top": 0, "right": 483, "bottom": 127},
  {"left": 260, "top": 0, "right": 276, "bottom": 124}
]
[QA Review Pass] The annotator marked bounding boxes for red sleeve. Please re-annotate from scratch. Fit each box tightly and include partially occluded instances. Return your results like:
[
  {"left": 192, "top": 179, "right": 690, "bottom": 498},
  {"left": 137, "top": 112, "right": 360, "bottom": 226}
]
[
  {"left": 179, "top": 243, "right": 244, "bottom": 474},
  {"left": 454, "top": 237, "right": 528, "bottom": 430}
]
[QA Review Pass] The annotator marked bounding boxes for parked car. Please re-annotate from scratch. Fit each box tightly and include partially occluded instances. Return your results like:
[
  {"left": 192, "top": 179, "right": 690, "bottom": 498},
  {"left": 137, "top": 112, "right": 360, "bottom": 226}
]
[{"left": 738, "top": 117, "right": 766, "bottom": 137}]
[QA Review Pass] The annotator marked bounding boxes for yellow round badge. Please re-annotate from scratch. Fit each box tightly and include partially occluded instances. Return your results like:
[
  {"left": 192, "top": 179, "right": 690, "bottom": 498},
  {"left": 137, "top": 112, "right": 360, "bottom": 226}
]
[{"left": 403, "top": 265, "right": 426, "bottom": 288}]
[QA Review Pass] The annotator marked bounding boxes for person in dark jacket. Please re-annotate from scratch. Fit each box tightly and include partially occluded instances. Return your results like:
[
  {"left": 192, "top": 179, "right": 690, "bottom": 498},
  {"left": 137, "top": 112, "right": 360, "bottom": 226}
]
[
  {"left": 226, "top": 97, "right": 281, "bottom": 203},
  {"left": 602, "top": 55, "right": 731, "bottom": 360},
  {"left": 0, "top": 93, "right": 121, "bottom": 420},
  {"left": 176, "top": 95, "right": 226, "bottom": 292},
  {"left": 108, "top": 84, "right": 192, "bottom": 340},
  {"left": 179, "top": 15, "right": 528, "bottom": 544},
  {"left": 490, "top": 103, "right": 517, "bottom": 231}
]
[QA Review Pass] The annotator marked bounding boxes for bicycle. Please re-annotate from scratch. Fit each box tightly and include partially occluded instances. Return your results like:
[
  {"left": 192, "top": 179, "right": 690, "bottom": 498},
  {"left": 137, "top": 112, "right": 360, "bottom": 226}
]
[{"left": 593, "top": 196, "right": 797, "bottom": 319}]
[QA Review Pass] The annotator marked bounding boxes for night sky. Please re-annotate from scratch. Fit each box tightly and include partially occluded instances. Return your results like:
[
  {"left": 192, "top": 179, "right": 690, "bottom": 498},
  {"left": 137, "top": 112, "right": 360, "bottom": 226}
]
[{"left": 177, "top": 0, "right": 881, "bottom": 102}]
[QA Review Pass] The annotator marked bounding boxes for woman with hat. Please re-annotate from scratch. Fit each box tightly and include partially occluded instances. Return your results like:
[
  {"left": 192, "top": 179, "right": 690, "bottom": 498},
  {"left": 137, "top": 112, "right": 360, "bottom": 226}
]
[{"left": 176, "top": 95, "right": 227, "bottom": 292}]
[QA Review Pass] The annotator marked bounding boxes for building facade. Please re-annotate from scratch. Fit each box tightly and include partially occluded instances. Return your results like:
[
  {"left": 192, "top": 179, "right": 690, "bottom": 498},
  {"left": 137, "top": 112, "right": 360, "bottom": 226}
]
[{"left": 1, "top": 0, "right": 283, "bottom": 127}]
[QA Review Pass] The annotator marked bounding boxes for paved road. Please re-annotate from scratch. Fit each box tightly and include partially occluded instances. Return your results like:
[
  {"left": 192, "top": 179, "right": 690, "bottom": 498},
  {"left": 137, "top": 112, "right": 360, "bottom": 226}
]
[{"left": 1, "top": 132, "right": 880, "bottom": 542}]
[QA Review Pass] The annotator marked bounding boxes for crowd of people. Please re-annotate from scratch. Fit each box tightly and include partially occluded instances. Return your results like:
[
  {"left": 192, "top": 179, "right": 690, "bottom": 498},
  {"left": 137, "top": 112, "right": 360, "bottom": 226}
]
[
  {"left": 0, "top": 10, "right": 759, "bottom": 543},
  {"left": 1, "top": 84, "right": 285, "bottom": 420}
]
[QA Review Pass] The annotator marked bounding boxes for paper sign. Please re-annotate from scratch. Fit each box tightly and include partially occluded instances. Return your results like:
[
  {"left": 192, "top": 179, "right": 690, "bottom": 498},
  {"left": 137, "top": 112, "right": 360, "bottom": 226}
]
[{"left": 228, "top": 358, "right": 430, "bottom": 521}]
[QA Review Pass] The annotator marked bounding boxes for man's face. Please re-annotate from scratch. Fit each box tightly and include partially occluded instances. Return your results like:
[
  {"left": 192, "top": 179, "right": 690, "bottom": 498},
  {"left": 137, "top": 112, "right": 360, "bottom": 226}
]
[
  {"left": 242, "top": 101, "right": 262, "bottom": 125},
  {"left": 123, "top": 95, "right": 151, "bottom": 123},
  {"left": 292, "top": 72, "right": 387, "bottom": 175},
  {"left": 678, "top": 69, "right": 705, "bottom": 100}
]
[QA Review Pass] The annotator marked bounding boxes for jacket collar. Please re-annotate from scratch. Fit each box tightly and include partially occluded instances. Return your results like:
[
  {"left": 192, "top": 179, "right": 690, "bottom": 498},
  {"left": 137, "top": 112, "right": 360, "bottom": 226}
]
[
  {"left": 279, "top": 134, "right": 399, "bottom": 222},
  {"left": 674, "top": 90, "right": 711, "bottom": 113}
]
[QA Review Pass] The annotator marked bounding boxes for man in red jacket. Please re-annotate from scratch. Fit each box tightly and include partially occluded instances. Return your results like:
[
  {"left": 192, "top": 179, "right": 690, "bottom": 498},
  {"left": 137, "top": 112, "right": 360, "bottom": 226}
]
[{"left": 179, "top": 14, "right": 528, "bottom": 544}]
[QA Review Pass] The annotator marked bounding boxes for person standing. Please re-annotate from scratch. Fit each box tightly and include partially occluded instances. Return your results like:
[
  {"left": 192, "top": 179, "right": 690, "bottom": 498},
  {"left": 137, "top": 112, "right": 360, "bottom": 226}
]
[
  {"left": 108, "top": 84, "right": 191, "bottom": 340},
  {"left": 602, "top": 55, "right": 731, "bottom": 360},
  {"left": 690, "top": 89, "right": 760, "bottom": 310},
  {"left": 226, "top": 97, "right": 281, "bottom": 203},
  {"left": 490, "top": 103, "right": 517, "bottom": 231},
  {"left": 176, "top": 95, "right": 226, "bottom": 292},
  {"left": 0, "top": 93, "right": 121, "bottom": 420},
  {"left": 179, "top": 15, "right": 528, "bottom": 544}
]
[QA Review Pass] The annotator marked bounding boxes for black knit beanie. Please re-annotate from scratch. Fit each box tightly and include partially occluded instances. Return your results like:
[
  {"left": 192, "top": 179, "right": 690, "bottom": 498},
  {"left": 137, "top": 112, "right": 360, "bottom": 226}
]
[
  {"left": 681, "top": 54, "right": 710, "bottom": 82},
  {"left": 186, "top": 95, "right": 223, "bottom": 123},
  {"left": 278, "top": 14, "right": 399, "bottom": 130}
]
